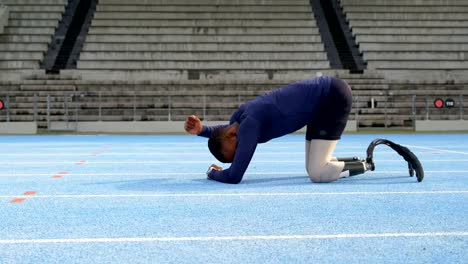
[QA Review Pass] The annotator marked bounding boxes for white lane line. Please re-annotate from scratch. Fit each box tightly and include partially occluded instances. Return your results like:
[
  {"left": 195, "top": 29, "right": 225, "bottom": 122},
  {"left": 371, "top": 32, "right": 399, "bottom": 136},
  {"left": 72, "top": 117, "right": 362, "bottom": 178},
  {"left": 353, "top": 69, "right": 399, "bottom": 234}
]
[
  {"left": 0, "top": 151, "right": 386, "bottom": 156},
  {"left": 1, "top": 190, "right": 467, "bottom": 199},
  {"left": 0, "top": 159, "right": 466, "bottom": 165},
  {"left": 0, "top": 170, "right": 467, "bottom": 177},
  {"left": 0, "top": 141, "right": 325, "bottom": 146},
  {"left": 0, "top": 151, "right": 431, "bottom": 157},
  {"left": 2, "top": 146, "right": 367, "bottom": 152},
  {"left": 408, "top": 145, "right": 468, "bottom": 155},
  {"left": 0, "top": 232, "right": 467, "bottom": 244}
]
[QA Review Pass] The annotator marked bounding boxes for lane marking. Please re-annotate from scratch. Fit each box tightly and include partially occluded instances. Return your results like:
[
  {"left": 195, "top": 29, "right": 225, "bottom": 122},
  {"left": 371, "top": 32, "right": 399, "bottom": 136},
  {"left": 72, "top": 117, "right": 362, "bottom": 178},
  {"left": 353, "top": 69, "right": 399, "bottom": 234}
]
[
  {"left": 0, "top": 151, "right": 420, "bottom": 157},
  {"left": 408, "top": 145, "right": 468, "bottom": 155},
  {"left": 52, "top": 171, "right": 69, "bottom": 179},
  {"left": 10, "top": 191, "right": 37, "bottom": 203},
  {"left": 0, "top": 232, "right": 467, "bottom": 244},
  {"left": 10, "top": 198, "right": 26, "bottom": 203},
  {"left": 0, "top": 142, "right": 317, "bottom": 147},
  {"left": 1, "top": 190, "right": 467, "bottom": 199},
  {"left": 0, "top": 170, "right": 468, "bottom": 178},
  {"left": 2, "top": 159, "right": 468, "bottom": 166}
]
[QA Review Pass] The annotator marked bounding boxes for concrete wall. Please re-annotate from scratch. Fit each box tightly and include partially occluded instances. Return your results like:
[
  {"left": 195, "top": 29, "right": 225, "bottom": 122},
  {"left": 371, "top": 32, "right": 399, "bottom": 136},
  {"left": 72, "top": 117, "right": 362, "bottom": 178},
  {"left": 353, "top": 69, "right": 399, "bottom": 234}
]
[
  {"left": 49, "top": 120, "right": 358, "bottom": 134},
  {"left": 0, "top": 122, "right": 37, "bottom": 134},
  {"left": 416, "top": 120, "right": 468, "bottom": 132}
]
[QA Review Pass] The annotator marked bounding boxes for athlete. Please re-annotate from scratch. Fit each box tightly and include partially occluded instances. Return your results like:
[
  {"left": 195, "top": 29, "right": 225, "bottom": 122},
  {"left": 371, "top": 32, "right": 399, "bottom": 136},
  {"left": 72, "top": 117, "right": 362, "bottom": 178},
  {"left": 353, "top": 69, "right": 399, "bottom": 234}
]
[{"left": 184, "top": 75, "right": 377, "bottom": 184}]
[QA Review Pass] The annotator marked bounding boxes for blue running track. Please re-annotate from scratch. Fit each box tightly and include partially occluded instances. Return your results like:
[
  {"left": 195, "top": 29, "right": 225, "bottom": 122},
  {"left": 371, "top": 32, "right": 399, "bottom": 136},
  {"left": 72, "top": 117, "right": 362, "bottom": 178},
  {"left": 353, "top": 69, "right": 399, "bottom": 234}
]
[{"left": 0, "top": 134, "right": 467, "bottom": 263}]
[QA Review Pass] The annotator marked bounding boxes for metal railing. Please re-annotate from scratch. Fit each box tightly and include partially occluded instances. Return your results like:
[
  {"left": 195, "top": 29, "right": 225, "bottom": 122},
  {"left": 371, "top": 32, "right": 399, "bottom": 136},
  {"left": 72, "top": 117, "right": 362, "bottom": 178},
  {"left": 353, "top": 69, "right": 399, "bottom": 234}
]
[{"left": 2, "top": 90, "right": 465, "bottom": 131}]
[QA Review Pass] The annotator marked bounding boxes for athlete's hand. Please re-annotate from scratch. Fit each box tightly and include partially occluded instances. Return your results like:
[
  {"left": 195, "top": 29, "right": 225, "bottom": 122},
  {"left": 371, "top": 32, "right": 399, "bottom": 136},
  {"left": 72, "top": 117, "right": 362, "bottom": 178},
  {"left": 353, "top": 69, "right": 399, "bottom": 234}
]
[
  {"left": 184, "top": 115, "right": 203, "bottom": 135},
  {"left": 206, "top": 164, "right": 223, "bottom": 179},
  {"left": 209, "top": 164, "right": 222, "bottom": 171}
]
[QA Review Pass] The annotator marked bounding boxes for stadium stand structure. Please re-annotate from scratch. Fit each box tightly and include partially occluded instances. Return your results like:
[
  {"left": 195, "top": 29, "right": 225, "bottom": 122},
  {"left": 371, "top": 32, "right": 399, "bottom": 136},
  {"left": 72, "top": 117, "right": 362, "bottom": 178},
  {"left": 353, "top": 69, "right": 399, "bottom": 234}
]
[
  {"left": 0, "top": 0, "right": 67, "bottom": 76},
  {"left": 77, "top": 0, "right": 331, "bottom": 81},
  {"left": 1, "top": 0, "right": 468, "bottom": 132},
  {"left": 42, "top": 0, "right": 96, "bottom": 73},
  {"left": 340, "top": 0, "right": 468, "bottom": 81},
  {"left": 0, "top": 5, "right": 8, "bottom": 34}
]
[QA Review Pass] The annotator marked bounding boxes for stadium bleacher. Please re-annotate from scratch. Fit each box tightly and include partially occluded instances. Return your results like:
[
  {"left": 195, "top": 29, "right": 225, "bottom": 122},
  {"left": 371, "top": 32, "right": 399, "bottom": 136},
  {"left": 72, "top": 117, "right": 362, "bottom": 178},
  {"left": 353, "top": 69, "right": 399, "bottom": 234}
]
[
  {"left": 340, "top": 0, "right": 468, "bottom": 80},
  {"left": 0, "top": 0, "right": 467, "bottom": 132},
  {"left": 78, "top": 0, "right": 330, "bottom": 81},
  {"left": 0, "top": 0, "right": 67, "bottom": 72},
  {"left": 0, "top": 5, "right": 8, "bottom": 34}
]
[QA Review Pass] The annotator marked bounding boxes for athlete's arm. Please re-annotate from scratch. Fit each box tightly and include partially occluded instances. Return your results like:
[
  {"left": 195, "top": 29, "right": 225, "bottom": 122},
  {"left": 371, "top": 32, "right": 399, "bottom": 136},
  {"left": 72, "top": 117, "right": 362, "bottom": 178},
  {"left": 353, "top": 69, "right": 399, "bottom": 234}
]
[
  {"left": 207, "top": 116, "right": 260, "bottom": 184},
  {"left": 184, "top": 115, "right": 228, "bottom": 138}
]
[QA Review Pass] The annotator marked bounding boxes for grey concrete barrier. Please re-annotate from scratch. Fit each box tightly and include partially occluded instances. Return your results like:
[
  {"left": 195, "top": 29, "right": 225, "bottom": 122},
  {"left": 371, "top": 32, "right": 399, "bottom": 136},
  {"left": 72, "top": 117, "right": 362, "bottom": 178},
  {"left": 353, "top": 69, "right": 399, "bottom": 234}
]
[
  {"left": 0, "top": 43, "right": 48, "bottom": 51},
  {"left": 0, "top": 52, "right": 43, "bottom": 60},
  {"left": 9, "top": 12, "right": 62, "bottom": 20},
  {"left": 5, "top": 5, "right": 65, "bottom": 12},
  {"left": 347, "top": 12, "right": 468, "bottom": 20},
  {"left": 8, "top": 19, "right": 59, "bottom": 27},
  {"left": 343, "top": 5, "right": 468, "bottom": 12},
  {"left": 367, "top": 61, "right": 468, "bottom": 70},
  {"left": 88, "top": 27, "right": 319, "bottom": 35},
  {"left": 78, "top": 51, "right": 328, "bottom": 61},
  {"left": 94, "top": 12, "right": 313, "bottom": 20},
  {"left": 70, "top": 69, "right": 331, "bottom": 81},
  {"left": 4, "top": 27, "right": 55, "bottom": 35},
  {"left": 355, "top": 35, "right": 468, "bottom": 43},
  {"left": 363, "top": 52, "right": 468, "bottom": 61},
  {"left": 2, "top": 0, "right": 67, "bottom": 4},
  {"left": 49, "top": 120, "right": 357, "bottom": 133},
  {"left": 98, "top": 0, "right": 309, "bottom": 5},
  {"left": 352, "top": 27, "right": 468, "bottom": 35},
  {"left": 0, "top": 61, "right": 39, "bottom": 69},
  {"left": 97, "top": 5, "right": 311, "bottom": 12},
  {"left": 416, "top": 120, "right": 468, "bottom": 131},
  {"left": 82, "top": 43, "right": 325, "bottom": 52},
  {"left": 359, "top": 43, "right": 468, "bottom": 52},
  {"left": 349, "top": 20, "right": 468, "bottom": 28},
  {"left": 0, "top": 122, "right": 37, "bottom": 134},
  {"left": 91, "top": 19, "right": 316, "bottom": 27},
  {"left": 340, "top": 0, "right": 468, "bottom": 6},
  {"left": 85, "top": 35, "right": 322, "bottom": 43},
  {"left": 379, "top": 69, "right": 468, "bottom": 81},
  {"left": 0, "top": 35, "right": 52, "bottom": 43},
  {"left": 76, "top": 60, "right": 331, "bottom": 70}
]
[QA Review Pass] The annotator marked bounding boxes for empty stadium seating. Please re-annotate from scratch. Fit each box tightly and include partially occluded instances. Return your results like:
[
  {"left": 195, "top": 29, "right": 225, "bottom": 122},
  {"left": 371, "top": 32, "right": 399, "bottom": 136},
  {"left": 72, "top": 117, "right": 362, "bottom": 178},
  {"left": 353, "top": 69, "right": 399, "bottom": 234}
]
[
  {"left": 340, "top": 0, "right": 468, "bottom": 80},
  {"left": 0, "top": 0, "right": 66, "bottom": 72},
  {"left": 2, "top": 72, "right": 402, "bottom": 128},
  {"left": 0, "top": 5, "right": 8, "bottom": 34},
  {"left": 1, "top": 0, "right": 468, "bottom": 132},
  {"left": 77, "top": 0, "right": 330, "bottom": 81}
]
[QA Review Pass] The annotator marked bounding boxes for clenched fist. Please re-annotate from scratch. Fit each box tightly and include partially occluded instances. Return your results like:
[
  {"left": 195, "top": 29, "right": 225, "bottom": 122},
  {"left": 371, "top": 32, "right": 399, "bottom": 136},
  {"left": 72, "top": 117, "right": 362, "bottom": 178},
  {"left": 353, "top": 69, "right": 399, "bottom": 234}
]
[{"left": 184, "top": 115, "right": 203, "bottom": 135}]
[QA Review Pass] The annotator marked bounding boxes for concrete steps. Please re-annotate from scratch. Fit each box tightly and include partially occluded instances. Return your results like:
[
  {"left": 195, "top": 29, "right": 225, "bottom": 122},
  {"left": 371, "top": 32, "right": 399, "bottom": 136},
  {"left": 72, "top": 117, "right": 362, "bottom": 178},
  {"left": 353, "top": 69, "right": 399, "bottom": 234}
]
[
  {"left": 78, "top": 0, "right": 330, "bottom": 78},
  {"left": 82, "top": 43, "right": 326, "bottom": 52},
  {"left": 3, "top": 73, "right": 466, "bottom": 129},
  {"left": 0, "top": 0, "right": 66, "bottom": 71},
  {"left": 341, "top": 0, "right": 468, "bottom": 79}
]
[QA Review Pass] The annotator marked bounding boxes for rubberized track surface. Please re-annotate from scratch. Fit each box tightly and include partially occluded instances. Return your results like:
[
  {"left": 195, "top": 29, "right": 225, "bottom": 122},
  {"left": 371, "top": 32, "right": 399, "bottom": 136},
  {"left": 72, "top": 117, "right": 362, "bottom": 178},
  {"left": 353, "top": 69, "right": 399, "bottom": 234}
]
[{"left": 0, "top": 134, "right": 467, "bottom": 263}]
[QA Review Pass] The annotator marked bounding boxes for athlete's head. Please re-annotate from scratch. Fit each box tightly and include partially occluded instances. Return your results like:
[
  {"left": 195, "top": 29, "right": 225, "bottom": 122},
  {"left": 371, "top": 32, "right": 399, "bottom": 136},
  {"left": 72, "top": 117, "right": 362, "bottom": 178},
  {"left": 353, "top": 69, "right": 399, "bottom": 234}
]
[{"left": 208, "top": 123, "right": 239, "bottom": 163}]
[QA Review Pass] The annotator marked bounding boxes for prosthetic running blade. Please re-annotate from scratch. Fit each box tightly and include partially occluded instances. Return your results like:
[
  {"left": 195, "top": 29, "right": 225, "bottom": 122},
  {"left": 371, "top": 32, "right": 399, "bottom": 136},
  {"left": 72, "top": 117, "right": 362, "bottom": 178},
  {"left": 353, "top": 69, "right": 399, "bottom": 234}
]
[{"left": 366, "top": 138, "right": 424, "bottom": 182}]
